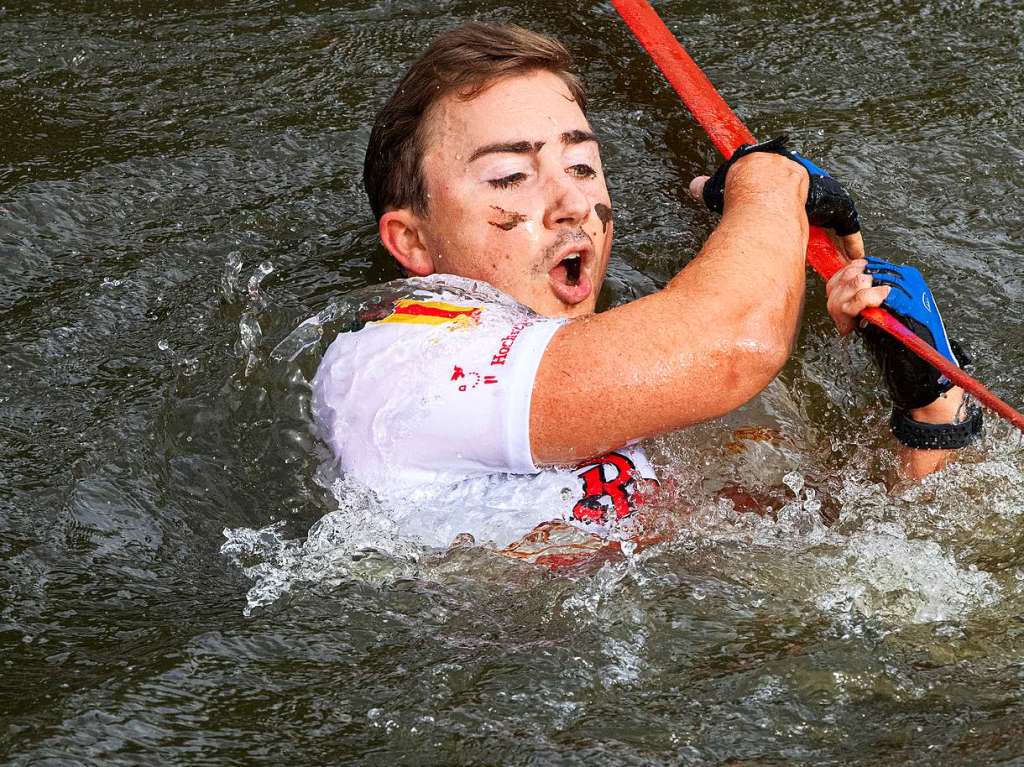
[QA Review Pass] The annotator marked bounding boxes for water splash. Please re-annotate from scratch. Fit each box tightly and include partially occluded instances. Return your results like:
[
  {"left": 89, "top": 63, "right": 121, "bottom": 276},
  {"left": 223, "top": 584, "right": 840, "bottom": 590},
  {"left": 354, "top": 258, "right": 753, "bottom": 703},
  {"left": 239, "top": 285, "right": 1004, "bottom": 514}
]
[
  {"left": 558, "top": 558, "right": 654, "bottom": 687},
  {"left": 269, "top": 274, "right": 523, "bottom": 364},
  {"left": 221, "top": 477, "right": 422, "bottom": 617},
  {"left": 246, "top": 261, "right": 275, "bottom": 308},
  {"left": 221, "top": 250, "right": 244, "bottom": 302},
  {"left": 269, "top": 300, "right": 343, "bottom": 364},
  {"left": 222, "top": 273, "right": 1023, "bottom": 633},
  {"left": 233, "top": 260, "right": 274, "bottom": 377},
  {"left": 817, "top": 522, "right": 1001, "bottom": 624}
]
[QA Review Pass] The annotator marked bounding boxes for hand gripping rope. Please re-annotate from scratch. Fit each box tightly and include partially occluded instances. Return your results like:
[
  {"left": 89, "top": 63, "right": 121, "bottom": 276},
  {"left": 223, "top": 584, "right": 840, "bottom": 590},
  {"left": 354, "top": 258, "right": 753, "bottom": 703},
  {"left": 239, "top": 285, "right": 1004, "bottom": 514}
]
[{"left": 610, "top": 0, "right": 1024, "bottom": 434}]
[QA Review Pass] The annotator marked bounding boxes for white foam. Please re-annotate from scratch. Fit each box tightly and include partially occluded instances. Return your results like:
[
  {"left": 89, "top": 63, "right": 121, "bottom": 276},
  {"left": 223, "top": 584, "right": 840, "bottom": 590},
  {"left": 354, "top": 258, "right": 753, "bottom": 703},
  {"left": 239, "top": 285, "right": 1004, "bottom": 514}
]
[
  {"left": 220, "top": 478, "right": 422, "bottom": 616},
  {"left": 816, "top": 522, "right": 1001, "bottom": 624}
]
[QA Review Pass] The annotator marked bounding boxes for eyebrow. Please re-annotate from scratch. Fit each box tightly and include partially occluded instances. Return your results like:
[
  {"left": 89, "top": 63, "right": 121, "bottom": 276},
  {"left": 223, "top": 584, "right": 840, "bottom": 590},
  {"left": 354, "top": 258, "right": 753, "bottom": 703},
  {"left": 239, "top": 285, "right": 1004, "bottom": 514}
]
[
  {"left": 468, "top": 131, "right": 600, "bottom": 162},
  {"left": 561, "top": 129, "right": 599, "bottom": 147},
  {"left": 469, "top": 141, "right": 538, "bottom": 162}
]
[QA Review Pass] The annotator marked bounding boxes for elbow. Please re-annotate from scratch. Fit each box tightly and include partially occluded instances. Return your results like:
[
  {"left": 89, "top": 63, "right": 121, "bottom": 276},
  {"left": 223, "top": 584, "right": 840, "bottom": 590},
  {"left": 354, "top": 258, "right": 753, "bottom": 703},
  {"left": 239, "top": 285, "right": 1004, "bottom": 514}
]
[
  {"left": 717, "top": 316, "right": 796, "bottom": 407},
  {"left": 736, "top": 333, "right": 792, "bottom": 390},
  {"left": 736, "top": 294, "right": 800, "bottom": 383},
  {"left": 752, "top": 312, "right": 797, "bottom": 378}
]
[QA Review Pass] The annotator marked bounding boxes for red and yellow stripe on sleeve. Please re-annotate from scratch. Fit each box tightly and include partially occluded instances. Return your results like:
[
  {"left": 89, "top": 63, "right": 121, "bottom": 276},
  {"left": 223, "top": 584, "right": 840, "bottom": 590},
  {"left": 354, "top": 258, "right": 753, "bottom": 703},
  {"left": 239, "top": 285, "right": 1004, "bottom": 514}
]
[{"left": 377, "top": 299, "right": 482, "bottom": 326}]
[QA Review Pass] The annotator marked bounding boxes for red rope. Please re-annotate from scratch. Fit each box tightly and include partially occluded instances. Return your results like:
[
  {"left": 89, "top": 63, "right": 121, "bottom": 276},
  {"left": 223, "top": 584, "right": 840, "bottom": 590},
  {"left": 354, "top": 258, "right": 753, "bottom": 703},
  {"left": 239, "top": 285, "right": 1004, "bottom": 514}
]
[{"left": 611, "top": 0, "right": 1024, "bottom": 434}]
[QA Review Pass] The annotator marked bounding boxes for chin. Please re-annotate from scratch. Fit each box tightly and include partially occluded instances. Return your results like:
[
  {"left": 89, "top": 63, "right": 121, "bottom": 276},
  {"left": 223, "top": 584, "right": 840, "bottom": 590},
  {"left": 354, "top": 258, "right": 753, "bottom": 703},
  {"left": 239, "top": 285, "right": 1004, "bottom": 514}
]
[
  {"left": 561, "top": 299, "right": 597, "bottom": 318},
  {"left": 530, "top": 290, "right": 598, "bottom": 319}
]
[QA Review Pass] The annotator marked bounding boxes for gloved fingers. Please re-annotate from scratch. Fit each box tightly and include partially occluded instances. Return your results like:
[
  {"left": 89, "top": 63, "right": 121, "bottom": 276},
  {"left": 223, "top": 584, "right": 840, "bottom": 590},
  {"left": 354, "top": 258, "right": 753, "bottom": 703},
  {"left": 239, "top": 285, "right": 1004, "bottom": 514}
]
[
  {"left": 701, "top": 137, "right": 860, "bottom": 240},
  {"left": 863, "top": 256, "right": 902, "bottom": 275},
  {"left": 842, "top": 285, "right": 892, "bottom": 322},
  {"left": 825, "top": 258, "right": 868, "bottom": 296},
  {"left": 864, "top": 257, "right": 924, "bottom": 285},
  {"left": 826, "top": 259, "right": 889, "bottom": 336},
  {"left": 868, "top": 274, "right": 914, "bottom": 302},
  {"left": 864, "top": 265, "right": 902, "bottom": 279}
]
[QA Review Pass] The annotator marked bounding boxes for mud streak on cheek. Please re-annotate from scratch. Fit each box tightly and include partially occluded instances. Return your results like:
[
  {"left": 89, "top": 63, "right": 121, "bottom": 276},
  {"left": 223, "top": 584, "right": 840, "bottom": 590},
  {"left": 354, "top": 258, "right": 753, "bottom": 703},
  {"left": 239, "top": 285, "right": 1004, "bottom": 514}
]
[
  {"left": 488, "top": 205, "right": 528, "bottom": 231},
  {"left": 594, "top": 203, "right": 613, "bottom": 234}
]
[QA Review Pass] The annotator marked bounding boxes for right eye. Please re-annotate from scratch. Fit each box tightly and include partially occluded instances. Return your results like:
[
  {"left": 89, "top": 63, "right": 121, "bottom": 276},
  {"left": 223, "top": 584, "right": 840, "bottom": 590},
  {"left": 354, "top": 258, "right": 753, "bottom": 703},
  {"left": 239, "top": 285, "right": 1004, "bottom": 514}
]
[
  {"left": 567, "top": 163, "right": 597, "bottom": 180},
  {"left": 488, "top": 173, "right": 527, "bottom": 189}
]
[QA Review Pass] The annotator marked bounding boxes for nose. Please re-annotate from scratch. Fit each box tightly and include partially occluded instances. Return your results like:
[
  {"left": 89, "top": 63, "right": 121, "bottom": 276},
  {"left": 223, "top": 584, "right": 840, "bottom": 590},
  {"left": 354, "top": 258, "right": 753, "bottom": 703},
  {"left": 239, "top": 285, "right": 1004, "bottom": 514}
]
[{"left": 542, "top": 169, "right": 591, "bottom": 230}]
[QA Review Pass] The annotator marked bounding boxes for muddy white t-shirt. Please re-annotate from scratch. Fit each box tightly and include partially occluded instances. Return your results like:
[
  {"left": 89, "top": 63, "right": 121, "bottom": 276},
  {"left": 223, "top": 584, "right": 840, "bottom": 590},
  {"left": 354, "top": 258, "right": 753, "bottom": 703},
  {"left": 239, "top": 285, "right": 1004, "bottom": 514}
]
[{"left": 311, "top": 275, "right": 657, "bottom": 548}]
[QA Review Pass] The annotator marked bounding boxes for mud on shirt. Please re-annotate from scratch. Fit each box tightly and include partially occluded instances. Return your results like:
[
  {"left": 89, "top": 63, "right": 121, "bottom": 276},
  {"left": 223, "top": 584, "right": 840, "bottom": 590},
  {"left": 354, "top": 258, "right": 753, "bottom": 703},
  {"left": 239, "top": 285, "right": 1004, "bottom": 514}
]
[{"left": 311, "top": 275, "right": 657, "bottom": 548}]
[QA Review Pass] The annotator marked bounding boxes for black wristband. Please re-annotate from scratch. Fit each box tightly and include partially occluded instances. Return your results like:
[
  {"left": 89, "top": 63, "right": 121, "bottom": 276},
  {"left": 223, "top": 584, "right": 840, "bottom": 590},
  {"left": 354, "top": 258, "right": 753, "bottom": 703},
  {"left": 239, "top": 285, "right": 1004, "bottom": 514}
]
[
  {"left": 701, "top": 136, "right": 792, "bottom": 214},
  {"left": 890, "top": 401, "right": 983, "bottom": 450}
]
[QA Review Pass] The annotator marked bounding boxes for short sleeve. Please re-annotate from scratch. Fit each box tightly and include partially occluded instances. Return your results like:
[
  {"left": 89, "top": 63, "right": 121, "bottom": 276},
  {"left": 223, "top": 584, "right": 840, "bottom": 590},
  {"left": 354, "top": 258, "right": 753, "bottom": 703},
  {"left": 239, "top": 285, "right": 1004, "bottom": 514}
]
[{"left": 311, "top": 287, "right": 566, "bottom": 491}]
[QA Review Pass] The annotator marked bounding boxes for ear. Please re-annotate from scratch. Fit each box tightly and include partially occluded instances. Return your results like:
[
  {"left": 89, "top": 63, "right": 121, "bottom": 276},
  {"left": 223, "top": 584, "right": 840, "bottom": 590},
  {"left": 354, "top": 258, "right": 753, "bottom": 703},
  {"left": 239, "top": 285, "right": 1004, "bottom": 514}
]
[{"left": 379, "top": 209, "right": 434, "bottom": 276}]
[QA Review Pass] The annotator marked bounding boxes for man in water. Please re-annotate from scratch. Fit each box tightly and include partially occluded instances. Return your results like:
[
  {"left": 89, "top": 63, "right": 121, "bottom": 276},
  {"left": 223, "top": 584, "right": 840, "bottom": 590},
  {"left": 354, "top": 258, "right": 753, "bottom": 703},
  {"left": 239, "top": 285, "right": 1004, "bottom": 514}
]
[{"left": 312, "top": 23, "right": 981, "bottom": 552}]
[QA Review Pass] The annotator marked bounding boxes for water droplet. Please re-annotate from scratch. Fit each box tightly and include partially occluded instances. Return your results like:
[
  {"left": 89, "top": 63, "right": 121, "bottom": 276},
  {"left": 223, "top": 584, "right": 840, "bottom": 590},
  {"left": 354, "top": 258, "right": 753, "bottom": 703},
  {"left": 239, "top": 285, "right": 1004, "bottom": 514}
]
[
  {"left": 782, "top": 471, "right": 805, "bottom": 497},
  {"left": 221, "top": 251, "right": 244, "bottom": 301},
  {"left": 180, "top": 357, "right": 200, "bottom": 376}
]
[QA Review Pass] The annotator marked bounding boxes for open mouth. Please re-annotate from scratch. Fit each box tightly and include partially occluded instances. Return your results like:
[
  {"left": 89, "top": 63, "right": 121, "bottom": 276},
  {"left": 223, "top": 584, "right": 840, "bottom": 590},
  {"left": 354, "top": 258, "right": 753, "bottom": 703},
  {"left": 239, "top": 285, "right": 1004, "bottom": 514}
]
[
  {"left": 557, "top": 254, "right": 582, "bottom": 286},
  {"left": 548, "top": 250, "right": 592, "bottom": 306}
]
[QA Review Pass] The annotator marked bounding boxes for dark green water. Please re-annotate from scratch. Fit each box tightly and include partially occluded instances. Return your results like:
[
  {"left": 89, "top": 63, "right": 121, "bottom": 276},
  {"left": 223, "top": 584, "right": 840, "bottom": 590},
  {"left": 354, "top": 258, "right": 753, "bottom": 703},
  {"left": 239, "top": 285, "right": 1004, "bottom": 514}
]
[{"left": 3, "top": 1, "right": 1024, "bottom": 764}]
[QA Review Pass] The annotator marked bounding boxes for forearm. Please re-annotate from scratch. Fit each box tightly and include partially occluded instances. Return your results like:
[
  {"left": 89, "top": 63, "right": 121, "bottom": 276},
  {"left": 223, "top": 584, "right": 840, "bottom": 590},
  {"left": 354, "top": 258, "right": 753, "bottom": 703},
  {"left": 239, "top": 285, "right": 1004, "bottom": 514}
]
[
  {"left": 897, "top": 386, "right": 965, "bottom": 479},
  {"left": 669, "top": 153, "right": 809, "bottom": 347}
]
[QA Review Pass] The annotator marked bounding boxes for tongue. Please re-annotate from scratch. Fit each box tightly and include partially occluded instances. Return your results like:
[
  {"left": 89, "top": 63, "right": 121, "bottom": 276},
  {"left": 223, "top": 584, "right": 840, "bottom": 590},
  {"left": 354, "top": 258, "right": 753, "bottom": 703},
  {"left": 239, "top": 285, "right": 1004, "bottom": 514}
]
[
  {"left": 548, "top": 260, "right": 592, "bottom": 306},
  {"left": 550, "top": 261, "right": 569, "bottom": 286}
]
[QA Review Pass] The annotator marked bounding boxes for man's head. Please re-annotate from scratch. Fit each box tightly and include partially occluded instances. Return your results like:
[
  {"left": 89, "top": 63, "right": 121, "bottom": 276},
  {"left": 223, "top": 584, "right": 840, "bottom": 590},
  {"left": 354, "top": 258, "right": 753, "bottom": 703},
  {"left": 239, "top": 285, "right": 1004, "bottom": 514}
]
[{"left": 364, "top": 23, "right": 613, "bottom": 317}]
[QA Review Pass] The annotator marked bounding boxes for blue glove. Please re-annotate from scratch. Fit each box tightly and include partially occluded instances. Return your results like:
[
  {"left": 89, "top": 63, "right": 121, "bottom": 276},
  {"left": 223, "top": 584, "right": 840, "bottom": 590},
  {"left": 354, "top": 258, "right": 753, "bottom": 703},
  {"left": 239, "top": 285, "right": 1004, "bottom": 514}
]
[
  {"left": 859, "top": 256, "right": 960, "bottom": 410},
  {"left": 701, "top": 136, "right": 861, "bottom": 236}
]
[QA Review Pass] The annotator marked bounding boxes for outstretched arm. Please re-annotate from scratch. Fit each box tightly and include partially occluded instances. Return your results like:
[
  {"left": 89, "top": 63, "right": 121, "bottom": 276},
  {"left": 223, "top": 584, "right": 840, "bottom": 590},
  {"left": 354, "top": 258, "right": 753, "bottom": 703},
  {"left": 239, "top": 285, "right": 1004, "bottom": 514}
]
[{"left": 530, "top": 152, "right": 809, "bottom": 465}]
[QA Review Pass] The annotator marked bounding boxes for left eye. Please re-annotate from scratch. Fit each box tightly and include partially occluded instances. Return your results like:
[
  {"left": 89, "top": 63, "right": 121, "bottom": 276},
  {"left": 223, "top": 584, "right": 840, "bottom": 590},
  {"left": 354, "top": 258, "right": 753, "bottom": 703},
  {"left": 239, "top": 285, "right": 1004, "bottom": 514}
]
[
  {"left": 487, "top": 172, "right": 527, "bottom": 189},
  {"left": 568, "top": 164, "right": 597, "bottom": 179}
]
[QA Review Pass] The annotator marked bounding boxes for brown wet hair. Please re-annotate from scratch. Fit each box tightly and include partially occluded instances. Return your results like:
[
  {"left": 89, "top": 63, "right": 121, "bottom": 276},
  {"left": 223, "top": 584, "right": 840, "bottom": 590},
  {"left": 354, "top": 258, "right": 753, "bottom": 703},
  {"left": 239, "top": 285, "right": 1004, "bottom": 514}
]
[{"left": 363, "top": 23, "right": 588, "bottom": 221}]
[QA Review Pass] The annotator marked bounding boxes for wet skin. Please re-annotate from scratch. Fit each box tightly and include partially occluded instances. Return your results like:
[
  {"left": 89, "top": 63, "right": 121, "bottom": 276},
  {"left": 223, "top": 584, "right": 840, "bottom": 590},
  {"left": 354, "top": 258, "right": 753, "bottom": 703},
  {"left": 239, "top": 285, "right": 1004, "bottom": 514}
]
[
  {"left": 378, "top": 70, "right": 613, "bottom": 318},
  {"left": 488, "top": 205, "right": 528, "bottom": 231}
]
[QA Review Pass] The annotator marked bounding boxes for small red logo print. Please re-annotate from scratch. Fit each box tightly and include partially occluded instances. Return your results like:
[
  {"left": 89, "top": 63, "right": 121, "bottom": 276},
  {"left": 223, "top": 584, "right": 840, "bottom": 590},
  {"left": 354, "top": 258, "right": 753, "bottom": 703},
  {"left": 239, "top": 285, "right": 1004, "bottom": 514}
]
[{"left": 450, "top": 365, "right": 498, "bottom": 392}]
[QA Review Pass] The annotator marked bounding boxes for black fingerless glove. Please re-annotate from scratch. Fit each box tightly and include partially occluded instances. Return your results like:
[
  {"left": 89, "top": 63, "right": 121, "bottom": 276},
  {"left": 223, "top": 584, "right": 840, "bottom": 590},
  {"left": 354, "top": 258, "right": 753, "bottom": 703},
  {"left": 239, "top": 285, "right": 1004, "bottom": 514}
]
[
  {"left": 860, "top": 323, "right": 958, "bottom": 411},
  {"left": 701, "top": 136, "right": 861, "bottom": 236}
]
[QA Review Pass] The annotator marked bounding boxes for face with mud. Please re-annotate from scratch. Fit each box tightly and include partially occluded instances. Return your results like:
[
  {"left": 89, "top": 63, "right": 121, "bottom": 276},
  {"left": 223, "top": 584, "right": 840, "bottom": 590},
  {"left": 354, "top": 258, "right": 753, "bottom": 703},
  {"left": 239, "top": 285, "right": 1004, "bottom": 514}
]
[{"left": 410, "top": 70, "right": 613, "bottom": 318}]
